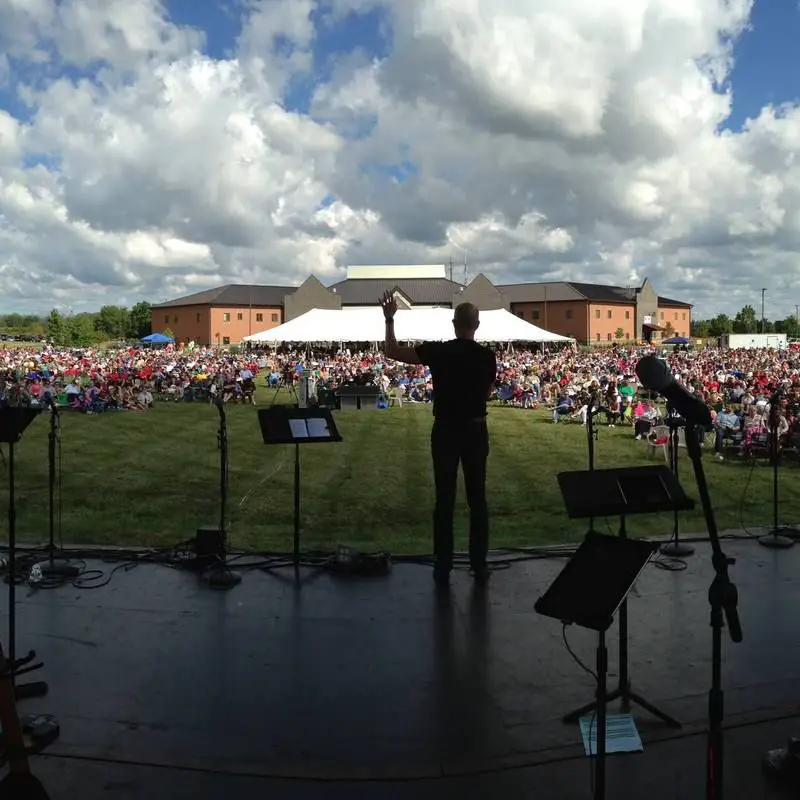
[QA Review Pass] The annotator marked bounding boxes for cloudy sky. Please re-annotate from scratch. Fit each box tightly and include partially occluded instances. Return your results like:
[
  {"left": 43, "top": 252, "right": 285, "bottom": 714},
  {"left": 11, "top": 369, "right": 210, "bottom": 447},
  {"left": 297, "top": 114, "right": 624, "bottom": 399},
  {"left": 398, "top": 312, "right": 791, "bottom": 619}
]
[{"left": 1, "top": 0, "right": 799, "bottom": 319}]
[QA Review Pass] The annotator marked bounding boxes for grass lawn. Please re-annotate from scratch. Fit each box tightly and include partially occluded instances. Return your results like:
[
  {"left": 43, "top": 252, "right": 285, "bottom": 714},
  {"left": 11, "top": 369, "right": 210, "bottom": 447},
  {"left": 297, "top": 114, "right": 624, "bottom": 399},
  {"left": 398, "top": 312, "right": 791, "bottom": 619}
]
[{"left": 3, "top": 389, "right": 797, "bottom": 554}]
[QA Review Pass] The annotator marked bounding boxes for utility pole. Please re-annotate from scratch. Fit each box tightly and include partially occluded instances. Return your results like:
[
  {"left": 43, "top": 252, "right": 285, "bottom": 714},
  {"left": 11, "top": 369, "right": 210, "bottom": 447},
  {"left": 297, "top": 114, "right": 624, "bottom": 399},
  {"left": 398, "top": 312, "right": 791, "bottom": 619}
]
[{"left": 761, "top": 288, "right": 766, "bottom": 333}]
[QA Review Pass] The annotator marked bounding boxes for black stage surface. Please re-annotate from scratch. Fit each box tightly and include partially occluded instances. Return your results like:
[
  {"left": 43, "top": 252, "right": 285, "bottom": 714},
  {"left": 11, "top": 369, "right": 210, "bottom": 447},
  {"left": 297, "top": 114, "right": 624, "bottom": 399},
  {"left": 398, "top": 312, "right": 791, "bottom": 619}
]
[{"left": 2, "top": 536, "right": 799, "bottom": 799}]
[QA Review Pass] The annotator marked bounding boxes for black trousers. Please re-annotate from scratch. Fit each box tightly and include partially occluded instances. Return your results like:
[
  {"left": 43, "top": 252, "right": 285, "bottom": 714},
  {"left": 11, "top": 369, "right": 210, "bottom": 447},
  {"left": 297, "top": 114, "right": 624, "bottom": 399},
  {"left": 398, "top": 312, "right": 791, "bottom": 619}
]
[{"left": 431, "top": 419, "right": 490, "bottom": 572}]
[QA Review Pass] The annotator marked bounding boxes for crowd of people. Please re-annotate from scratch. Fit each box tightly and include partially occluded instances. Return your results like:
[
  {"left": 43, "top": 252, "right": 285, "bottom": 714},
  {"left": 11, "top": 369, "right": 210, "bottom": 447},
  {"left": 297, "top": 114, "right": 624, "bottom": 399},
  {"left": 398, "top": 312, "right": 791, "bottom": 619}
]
[{"left": 2, "top": 340, "right": 800, "bottom": 458}]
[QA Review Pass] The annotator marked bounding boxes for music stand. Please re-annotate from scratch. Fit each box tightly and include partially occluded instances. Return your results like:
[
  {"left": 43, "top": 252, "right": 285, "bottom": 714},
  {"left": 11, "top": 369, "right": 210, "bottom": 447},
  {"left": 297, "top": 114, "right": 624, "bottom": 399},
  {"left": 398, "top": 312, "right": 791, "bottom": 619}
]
[
  {"left": 557, "top": 465, "right": 693, "bottom": 729},
  {"left": 536, "top": 532, "right": 657, "bottom": 800},
  {"left": 257, "top": 406, "right": 342, "bottom": 582},
  {"left": 0, "top": 408, "right": 48, "bottom": 701}
]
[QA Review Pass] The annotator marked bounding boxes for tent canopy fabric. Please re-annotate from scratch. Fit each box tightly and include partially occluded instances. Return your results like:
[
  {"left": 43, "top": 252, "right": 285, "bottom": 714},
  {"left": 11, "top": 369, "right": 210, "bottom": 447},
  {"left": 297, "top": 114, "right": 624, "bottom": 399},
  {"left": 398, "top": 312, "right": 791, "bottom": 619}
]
[
  {"left": 662, "top": 336, "right": 690, "bottom": 345},
  {"left": 243, "top": 307, "right": 571, "bottom": 344},
  {"left": 141, "top": 332, "right": 175, "bottom": 344}
]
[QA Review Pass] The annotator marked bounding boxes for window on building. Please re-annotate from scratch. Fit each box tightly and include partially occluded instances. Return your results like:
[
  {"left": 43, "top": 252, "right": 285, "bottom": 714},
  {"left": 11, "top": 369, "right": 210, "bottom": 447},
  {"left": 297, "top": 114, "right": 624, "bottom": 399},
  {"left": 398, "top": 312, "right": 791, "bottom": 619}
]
[
  {"left": 222, "top": 337, "right": 230, "bottom": 345},
  {"left": 223, "top": 313, "right": 230, "bottom": 322},
  {"left": 196, "top": 313, "right": 200, "bottom": 322},
  {"left": 237, "top": 312, "right": 243, "bottom": 321},
  {"left": 271, "top": 313, "right": 279, "bottom": 322},
  {"left": 625, "top": 310, "right": 630, "bottom": 320},
  {"left": 595, "top": 309, "right": 601, "bottom": 318},
  {"left": 173, "top": 316, "right": 178, "bottom": 323},
  {"left": 256, "top": 313, "right": 263, "bottom": 322},
  {"left": 607, "top": 310, "right": 612, "bottom": 319},
  {"left": 596, "top": 333, "right": 601, "bottom": 340},
  {"left": 607, "top": 332, "right": 612, "bottom": 341},
  {"left": 532, "top": 310, "right": 540, "bottom": 320},
  {"left": 164, "top": 315, "right": 169, "bottom": 323},
  {"left": 683, "top": 313, "right": 686, "bottom": 321},
  {"left": 674, "top": 312, "right": 678, "bottom": 320},
  {"left": 660, "top": 311, "right": 664, "bottom": 320},
  {"left": 566, "top": 309, "right": 573, "bottom": 319}
]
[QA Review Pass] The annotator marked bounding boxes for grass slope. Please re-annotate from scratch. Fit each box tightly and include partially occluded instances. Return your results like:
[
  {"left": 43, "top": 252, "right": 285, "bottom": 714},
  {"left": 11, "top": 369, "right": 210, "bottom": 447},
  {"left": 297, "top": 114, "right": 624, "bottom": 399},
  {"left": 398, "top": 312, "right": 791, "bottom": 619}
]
[{"left": 3, "top": 392, "right": 795, "bottom": 554}]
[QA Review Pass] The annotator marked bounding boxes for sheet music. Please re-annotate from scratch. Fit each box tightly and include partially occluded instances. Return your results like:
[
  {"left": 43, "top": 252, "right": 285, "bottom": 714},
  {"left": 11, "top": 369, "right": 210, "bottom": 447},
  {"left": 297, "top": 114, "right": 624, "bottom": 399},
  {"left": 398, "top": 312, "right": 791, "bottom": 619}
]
[
  {"left": 289, "top": 419, "right": 309, "bottom": 438},
  {"left": 306, "top": 417, "right": 331, "bottom": 438}
]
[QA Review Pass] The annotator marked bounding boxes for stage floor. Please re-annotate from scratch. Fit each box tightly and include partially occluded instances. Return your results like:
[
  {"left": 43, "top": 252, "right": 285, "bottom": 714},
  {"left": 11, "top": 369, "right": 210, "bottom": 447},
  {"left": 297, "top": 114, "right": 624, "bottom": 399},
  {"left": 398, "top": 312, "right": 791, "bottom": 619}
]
[{"left": 2, "top": 536, "right": 799, "bottom": 798}]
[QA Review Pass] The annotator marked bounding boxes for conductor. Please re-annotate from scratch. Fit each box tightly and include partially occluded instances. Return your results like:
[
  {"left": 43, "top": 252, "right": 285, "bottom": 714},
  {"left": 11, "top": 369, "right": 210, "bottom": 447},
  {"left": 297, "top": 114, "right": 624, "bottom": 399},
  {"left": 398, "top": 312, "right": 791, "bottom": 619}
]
[{"left": 380, "top": 291, "right": 497, "bottom": 587}]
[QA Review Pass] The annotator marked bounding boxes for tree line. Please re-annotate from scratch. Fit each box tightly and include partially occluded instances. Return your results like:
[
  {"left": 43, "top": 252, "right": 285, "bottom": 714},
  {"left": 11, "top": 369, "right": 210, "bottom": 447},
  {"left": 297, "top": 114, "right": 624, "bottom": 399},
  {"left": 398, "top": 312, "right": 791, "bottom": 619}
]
[
  {"left": 690, "top": 304, "right": 799, "bottom": 339},
  {"left": 0, "top": 303, "right": 152, "bottom": 347}
]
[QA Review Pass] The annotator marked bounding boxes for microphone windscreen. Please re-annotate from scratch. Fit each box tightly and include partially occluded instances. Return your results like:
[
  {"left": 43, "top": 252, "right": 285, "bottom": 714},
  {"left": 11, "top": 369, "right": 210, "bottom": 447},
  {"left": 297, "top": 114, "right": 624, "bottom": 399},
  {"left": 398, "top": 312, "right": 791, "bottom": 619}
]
[{"left": 635, "top": 356, "right": 671, "bottom": 391}]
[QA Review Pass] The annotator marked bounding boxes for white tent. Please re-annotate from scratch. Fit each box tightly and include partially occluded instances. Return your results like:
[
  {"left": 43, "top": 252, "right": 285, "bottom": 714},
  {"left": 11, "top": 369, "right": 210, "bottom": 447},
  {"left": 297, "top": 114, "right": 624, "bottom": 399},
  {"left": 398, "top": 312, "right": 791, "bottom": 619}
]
[{"left": 243, "top": 307, "right": 571, "bottom": 344}]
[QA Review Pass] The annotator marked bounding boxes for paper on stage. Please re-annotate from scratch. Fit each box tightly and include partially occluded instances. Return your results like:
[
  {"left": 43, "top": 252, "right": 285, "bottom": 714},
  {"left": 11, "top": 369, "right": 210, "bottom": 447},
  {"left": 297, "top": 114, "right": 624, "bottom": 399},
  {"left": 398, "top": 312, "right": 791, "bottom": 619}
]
[
  {"left": 288, "top": 417, "right": 331, "bottom": 439},
  {"left": 289, "top": 419, "right": 309, "bottom": 438},
  {"left": 306, "top": 417, "right": 330, "bottom": 438},
  {"left": 579, "top": 713, "right": 643, "bottom": 755}
]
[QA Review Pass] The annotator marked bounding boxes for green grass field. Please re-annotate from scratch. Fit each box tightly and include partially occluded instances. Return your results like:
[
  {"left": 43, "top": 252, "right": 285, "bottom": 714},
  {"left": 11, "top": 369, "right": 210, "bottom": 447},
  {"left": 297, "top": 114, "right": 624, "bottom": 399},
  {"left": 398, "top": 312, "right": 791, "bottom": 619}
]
[{"left": 3, "top": 390, "right": 796, "bottom": 554}]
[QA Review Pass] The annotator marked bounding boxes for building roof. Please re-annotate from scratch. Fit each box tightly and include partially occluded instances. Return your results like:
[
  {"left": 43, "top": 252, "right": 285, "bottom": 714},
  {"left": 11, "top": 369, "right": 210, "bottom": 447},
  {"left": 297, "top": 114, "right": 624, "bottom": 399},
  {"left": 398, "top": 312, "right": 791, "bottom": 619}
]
[
  {"left": 499, "top": 281, "right": 692, "bottom": 308},
  {"left": 153, "top": 277, "right": 694, "bottom": 311},
  {"left": 566, "top": 282, "right": 639, "bottom": 302},
  {"left": 497, "top": 282, "right": 587, "bottom": 303},
  {"left": 153, "top": 284, "right": 294, "bottom": 308},
  {"left": 328, "top": 277, "right": 463, "bottom": 305},
  {"left": 657, "top": 295, "right": 693, "bottom": 308}
]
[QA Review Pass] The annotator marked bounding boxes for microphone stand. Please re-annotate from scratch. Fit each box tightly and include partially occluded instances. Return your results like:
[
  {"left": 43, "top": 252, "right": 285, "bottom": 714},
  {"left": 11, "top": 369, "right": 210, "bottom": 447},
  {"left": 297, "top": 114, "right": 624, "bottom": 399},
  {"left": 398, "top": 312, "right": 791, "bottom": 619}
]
[
  {"left": 211, "top": 400, "right": 240, "bottom": 588},
  {"left": 39, "top": 401, "right": 77, "bottom": 578},
  {"left": 758, "top": 391, "right": 795, "bottom": 548},
  {"left": 660, "top": 402, "right": 694, "bottom": 557},
  {"left": 585, "top": 392, "right": 599, "bottom": 534},
  {"left": 684, "top": 422, "right": 743, "bottom": 800}
]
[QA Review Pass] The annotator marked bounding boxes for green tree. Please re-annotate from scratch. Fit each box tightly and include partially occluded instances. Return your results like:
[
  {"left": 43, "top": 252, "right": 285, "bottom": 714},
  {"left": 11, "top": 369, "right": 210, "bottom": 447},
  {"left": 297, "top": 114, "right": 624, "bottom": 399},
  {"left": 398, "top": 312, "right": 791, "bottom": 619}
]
[
  {"left": 3, "top": 313, "right": 24, "bottom": 330},
  {"left": 46, "top": 309, "right": 67, "bottom": 344},
  {"left": 662, "top": 321, "right": 675, "bottom": 338},
  {"left": 733, "top": 305, "right": 758, "bottom": 334},
  {"left": 67, "top": 314, "right": 101, "bottom": 347},
  {"left": 162, "top": 327, "right": 175, "bottom": 340},
  {"left": 95, "top": 305, "right": 130, "bottom": 340},
  {"left": 691, "top": 319, "right": 710, "bottom": 338},
  {"left": 128, "top": 301, "right": 152, "bottom": 339},
  {"left": 708, "top": 314, "right": 733, "bottom": 337},
  {"left": 614, "top": 327, "right": 625, "bottom": 340}
]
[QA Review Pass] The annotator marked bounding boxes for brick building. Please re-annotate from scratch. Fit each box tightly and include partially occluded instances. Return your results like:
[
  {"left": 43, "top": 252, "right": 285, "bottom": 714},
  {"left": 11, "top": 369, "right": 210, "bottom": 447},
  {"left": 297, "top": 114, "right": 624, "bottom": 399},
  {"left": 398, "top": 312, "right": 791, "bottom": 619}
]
[{"left": 151, "top": 267, "right": 691, "bottom": 346}]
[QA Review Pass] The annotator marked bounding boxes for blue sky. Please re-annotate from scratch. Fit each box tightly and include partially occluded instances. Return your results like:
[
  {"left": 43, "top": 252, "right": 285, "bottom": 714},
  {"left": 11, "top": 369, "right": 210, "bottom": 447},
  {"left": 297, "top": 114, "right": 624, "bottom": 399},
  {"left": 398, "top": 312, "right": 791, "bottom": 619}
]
[
  {"left": 162, "top": 0, "right": 798, "bottom": 132},
  {"left": 726, "top": 0, "right": 800, "bottom": 130},
  {"left": 2, "top": 1, "right": 793, "bottom": 136},
  {"left": 3, "top": 0, "right": 800, "bottom": 317}
]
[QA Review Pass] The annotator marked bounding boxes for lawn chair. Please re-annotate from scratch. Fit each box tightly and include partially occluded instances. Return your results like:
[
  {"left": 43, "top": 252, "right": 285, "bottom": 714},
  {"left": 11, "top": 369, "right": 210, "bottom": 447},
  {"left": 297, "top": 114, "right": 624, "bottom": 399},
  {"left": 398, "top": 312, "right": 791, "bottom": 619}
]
[
  {"left": 646, "top": 425, "right": 670, "bottom": 462},
  {"left": 387, "top": 386, "right": 404, "bottom": 407}
]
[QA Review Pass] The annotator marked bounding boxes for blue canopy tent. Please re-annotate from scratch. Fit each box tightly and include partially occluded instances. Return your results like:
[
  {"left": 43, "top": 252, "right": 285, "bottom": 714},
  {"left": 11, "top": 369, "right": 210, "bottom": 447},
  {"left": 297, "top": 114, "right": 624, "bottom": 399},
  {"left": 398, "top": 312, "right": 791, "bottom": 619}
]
[
  {"left": 662, "top": 336, "right": 690, "bottom": 345},
  {"left": 140, "top": 332, "right": 175, "bottom": 344}
]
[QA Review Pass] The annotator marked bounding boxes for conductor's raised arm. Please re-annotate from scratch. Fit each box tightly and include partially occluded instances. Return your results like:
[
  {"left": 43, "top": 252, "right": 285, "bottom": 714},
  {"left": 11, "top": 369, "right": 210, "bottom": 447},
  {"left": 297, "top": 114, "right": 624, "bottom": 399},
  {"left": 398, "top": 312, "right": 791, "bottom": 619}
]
[{"left": 380, "top": 291, "right": 421, "bottom": 364}]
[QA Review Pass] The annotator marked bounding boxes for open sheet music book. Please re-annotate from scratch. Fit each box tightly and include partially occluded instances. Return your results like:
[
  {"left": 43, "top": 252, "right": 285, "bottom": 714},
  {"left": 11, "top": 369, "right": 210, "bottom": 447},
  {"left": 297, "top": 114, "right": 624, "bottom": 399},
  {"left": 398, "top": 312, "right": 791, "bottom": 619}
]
[{"left": 288, "top": 417, "right": 332, "bottom": 439}]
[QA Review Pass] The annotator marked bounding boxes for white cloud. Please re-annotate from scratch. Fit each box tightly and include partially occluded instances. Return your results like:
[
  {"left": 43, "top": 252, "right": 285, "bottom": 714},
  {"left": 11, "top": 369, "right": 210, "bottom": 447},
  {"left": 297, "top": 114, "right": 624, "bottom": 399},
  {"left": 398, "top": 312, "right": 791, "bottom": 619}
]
[{"left": 2, "top": 0, "right": 800, "bottom": 319}]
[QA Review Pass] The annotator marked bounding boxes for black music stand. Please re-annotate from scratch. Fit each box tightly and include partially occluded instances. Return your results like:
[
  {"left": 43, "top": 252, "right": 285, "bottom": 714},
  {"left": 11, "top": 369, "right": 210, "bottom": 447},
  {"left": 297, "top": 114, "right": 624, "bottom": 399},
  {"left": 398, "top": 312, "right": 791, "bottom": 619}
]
[
  {"left": 257, "top": 406, "right": 342, "bottom": 582},
  {"left": 557, "top": 465, "right": 694, "bottom": 729},
  {"left": 0, "top": 408, "right": 48, "bottom": 701},
  {"left": 536, "top": 532, "right": 657, "bottom": 800}
]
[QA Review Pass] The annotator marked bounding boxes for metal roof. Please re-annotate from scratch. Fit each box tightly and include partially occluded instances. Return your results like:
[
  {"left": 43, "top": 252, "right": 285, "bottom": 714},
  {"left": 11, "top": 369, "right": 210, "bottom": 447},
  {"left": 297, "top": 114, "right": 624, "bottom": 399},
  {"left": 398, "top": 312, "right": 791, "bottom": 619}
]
[
  {"left": 497, "top": 282, "right": 587, "bottom": 303},
  {"left": 657, "top": 295, "right": 693, "bottom": 308},
  {"left": 153, "top": 284, "right": 294, "bottom": 308},
  {"left": 328, "top": 278, "right": 463, "bottom": 305}
]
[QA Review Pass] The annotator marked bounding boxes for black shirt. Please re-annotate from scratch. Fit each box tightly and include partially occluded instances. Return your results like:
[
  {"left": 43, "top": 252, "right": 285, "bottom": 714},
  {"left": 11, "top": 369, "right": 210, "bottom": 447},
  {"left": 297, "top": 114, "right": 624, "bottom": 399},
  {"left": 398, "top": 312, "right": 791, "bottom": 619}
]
[{"left": 415, "top": 338, "right": 497, "bottom": 421}]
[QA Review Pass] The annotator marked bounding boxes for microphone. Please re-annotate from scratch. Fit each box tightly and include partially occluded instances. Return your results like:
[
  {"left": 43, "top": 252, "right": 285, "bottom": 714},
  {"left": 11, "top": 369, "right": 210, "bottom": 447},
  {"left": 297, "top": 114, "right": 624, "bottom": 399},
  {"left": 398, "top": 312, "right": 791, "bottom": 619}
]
[{"left": 635, "top": 356, "right": 712, "bottom": 426}]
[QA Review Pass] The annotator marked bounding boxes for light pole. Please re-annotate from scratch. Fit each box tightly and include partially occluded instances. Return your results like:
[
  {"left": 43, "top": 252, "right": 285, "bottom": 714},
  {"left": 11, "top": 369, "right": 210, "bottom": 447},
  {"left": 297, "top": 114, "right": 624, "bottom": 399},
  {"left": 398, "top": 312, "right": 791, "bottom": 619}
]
[{"left": 761, "top": 288, "right": 766, "bottom": 334}]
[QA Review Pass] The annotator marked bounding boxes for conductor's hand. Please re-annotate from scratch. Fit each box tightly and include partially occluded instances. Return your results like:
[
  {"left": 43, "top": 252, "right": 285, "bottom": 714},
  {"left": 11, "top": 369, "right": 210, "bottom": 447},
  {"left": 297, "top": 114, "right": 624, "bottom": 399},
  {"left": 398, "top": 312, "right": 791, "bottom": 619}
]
[{"left": 380, "top": 291, "right": 397, "bottom": 321}]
